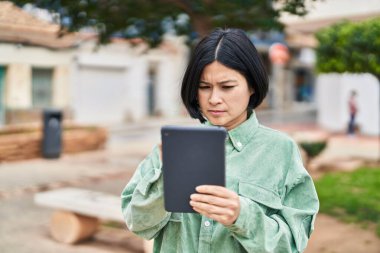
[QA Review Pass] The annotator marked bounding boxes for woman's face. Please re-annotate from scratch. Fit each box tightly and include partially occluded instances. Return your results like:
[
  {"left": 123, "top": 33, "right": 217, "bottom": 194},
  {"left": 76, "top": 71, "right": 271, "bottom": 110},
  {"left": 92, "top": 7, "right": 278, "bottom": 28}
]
[{"left": 197, "top": 61, "right": 253, "bottom": 130}]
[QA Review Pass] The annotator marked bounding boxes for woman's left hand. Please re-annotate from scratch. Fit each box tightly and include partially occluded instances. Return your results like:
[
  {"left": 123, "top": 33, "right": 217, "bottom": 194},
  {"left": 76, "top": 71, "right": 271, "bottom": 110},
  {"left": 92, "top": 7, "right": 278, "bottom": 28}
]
[{"left": 190, "top": 185, "right": 240, "bottom": 226}]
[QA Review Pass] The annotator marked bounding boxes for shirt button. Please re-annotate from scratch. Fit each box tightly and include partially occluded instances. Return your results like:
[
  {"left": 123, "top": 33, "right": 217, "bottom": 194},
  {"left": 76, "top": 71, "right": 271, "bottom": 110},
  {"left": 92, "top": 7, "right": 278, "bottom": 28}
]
[
  {"left": 204, "top": 221, "right": 211, "bottom": 227},
  {"left": 237, "top": 142, "right": 242, "bottom": 148}
]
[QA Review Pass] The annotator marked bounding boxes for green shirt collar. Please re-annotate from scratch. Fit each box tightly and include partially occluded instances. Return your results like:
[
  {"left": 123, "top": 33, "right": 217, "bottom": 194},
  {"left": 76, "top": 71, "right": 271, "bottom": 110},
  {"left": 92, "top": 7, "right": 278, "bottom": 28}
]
[{"left": 204, "top": 110, "right": 259, "bottom": 152}]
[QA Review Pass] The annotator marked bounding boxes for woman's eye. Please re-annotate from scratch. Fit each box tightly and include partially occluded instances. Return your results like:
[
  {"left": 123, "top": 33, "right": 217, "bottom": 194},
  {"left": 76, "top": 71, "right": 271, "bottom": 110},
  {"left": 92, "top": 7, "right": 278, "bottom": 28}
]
[
  {"left": 222, "top": 86, "right": 235, "bottom": 89},
  {"left": 199, "top": 86, "right": 210, "bottom": 89}
]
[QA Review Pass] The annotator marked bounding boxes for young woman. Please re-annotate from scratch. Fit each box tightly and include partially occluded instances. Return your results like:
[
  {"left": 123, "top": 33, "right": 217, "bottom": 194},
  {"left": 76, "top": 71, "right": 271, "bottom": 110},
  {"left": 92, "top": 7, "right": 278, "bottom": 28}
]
[{"left": 121, "top": 28, "right": 319, "bottom": 253}]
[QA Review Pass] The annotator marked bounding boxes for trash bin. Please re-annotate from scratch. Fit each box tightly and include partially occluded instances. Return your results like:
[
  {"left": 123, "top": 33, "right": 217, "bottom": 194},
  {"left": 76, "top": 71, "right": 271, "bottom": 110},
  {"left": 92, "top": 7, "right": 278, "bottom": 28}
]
[{"left": 42, "top": 109, "right": 62, "bottom": 159}]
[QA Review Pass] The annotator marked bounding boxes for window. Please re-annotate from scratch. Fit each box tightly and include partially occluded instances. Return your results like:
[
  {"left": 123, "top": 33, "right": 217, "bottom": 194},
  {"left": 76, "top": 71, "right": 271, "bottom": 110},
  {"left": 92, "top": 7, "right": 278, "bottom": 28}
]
[
  {"left": 294, "top": 68, "right": 314, "bottom": 103},
  {"left": 32, "top": 68, "right": 53, "bottom": 108}
]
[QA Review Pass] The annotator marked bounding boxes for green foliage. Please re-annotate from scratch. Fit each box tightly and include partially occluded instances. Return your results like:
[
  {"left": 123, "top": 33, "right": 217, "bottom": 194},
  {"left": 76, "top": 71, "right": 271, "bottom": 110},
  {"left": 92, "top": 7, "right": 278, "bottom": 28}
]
[
  {"left": 316, "top": 18, "right": 380, "bottom": 78},
  {"left": 299, "top": 141, "right": 326, "bottom": 158},
  {"left": 11, "top": 0, "right": 316, "bottom": 47},
  {"left": 315, "top": 167, "right": 380, "bottom": 237}
]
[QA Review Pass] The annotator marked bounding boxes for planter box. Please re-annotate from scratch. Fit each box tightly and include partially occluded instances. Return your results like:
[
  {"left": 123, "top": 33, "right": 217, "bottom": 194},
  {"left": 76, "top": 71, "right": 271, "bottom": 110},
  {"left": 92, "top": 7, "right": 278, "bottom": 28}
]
[{"left": 0, "top": 124, "right": 107, "bottom": 162}]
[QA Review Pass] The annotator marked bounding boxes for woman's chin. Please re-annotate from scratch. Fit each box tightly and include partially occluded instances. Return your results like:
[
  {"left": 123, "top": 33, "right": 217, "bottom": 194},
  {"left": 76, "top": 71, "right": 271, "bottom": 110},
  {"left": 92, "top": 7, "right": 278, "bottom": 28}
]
[{"left": 207, "top": 118, "right": 227, "bottom": 127}]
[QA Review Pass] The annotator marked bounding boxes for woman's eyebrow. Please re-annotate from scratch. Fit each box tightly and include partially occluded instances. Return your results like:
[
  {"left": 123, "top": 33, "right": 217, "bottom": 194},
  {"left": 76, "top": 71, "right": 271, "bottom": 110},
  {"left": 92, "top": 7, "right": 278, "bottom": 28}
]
[
  {"left": 218, "top": 80, "right": 238, "bottom": 85},
  {"left": 199, "top": 80, "right": 238, "bottom": 85}
]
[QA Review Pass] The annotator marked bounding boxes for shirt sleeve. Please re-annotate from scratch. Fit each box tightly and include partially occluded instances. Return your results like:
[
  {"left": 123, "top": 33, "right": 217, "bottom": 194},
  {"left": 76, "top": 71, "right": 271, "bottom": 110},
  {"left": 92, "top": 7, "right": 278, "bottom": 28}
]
[
  {"left": 226, "top": 141, "right": 319, "bottom": 253},
  {"left": 121, "top": 145, "right": 171, "bottom": 240}
]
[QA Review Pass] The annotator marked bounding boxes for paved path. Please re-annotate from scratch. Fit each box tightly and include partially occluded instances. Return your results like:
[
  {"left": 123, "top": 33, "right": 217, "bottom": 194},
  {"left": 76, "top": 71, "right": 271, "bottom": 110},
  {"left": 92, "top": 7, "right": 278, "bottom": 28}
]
[
  {"left": 306, "top": 214, "right": 380, "bottom": 253},
  {"left": 0, "top": 116, "right": 379, "bottom": 252},
  {"left": 0, "top": 178, "right": 144, "bottom": 253},
  {"left": 0, "top": 150, "right": 141, "bottom": 199}
]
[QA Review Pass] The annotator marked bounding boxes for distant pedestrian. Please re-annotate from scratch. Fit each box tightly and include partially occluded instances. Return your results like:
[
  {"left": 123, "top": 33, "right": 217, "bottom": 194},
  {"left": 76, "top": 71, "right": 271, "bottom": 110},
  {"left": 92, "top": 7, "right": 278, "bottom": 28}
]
[{"left": 347, "top": 90, "right": 358, "bottom": 135}]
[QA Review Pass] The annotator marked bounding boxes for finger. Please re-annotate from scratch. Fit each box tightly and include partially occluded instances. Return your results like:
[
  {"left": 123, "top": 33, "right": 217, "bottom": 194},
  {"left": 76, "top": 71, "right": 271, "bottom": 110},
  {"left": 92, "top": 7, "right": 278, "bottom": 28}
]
[
  {"left": 192, "top": 206, "right": 208, "bottom": 217},
  {"left": 192, "top": 206, "right": 216, "bottom": 219},
  {"left": 208, "top": 213, "right": 232, "bottom": 226},
  {"left": 190, "top": 194, "right": 233, "bottom": 208},
  {"left": 192, "top": 207, "right": 231, "bottom": 226},
  {"left": 190, "top": 201, "right": 233, "bottom": 216},
  {"left": 196, "top": 185, "right": 237, "bottom": 198}
]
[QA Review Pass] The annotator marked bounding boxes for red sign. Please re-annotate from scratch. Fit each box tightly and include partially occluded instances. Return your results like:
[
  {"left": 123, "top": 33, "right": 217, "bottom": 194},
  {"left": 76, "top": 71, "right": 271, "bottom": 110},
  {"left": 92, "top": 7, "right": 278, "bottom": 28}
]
[{"left": 269, "top": 43, "right": 290, "bottom": 65}]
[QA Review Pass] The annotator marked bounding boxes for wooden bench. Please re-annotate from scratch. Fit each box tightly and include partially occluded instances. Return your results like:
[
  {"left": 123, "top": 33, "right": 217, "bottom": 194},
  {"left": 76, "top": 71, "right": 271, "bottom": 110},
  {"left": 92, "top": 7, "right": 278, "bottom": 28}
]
[{"left": 34, "top": 187, "right": 153, "bottom": 253}]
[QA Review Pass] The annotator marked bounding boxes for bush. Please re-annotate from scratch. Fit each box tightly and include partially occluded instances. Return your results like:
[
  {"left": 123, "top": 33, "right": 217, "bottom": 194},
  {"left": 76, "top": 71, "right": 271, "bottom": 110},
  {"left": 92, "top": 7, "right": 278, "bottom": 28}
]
[
  {"left": 316, "top": 18, "right": 380, "bottom": 79},
  {"left": 299, "top": 141, "right": 327, "bottom": 158}
]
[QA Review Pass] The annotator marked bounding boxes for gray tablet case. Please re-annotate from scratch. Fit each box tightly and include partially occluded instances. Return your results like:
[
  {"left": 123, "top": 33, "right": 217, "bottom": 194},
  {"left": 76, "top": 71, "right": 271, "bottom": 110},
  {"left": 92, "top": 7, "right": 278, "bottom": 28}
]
[{"left": 161, "top": 125, "right": 227, "bottom": 213}]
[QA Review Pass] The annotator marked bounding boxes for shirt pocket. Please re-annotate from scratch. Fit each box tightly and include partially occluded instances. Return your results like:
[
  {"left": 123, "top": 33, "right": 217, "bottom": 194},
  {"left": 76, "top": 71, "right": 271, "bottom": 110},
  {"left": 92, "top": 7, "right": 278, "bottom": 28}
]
[{"left": 238, "top": 182, "right": 283, "bottom": 215}]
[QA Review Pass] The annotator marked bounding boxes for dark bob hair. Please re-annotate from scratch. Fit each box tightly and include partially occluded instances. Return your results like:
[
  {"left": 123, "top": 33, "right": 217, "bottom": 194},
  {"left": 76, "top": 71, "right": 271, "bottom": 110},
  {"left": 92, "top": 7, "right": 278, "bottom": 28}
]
[{"left": 181, "top": 28, "right": 268, "bottom": 123}]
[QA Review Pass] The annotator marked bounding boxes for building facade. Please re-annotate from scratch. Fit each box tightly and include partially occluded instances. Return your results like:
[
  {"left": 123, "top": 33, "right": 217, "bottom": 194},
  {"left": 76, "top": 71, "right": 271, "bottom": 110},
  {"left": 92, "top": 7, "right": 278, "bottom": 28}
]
[{"left": 0, "top": 2, "right": 188, "bottom": 126}]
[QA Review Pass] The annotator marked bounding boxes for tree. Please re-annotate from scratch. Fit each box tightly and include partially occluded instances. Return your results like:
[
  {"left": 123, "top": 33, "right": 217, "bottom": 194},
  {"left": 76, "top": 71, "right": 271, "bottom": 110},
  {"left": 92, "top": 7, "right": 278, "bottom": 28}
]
[
  {"left": 12, "top": 0, "right": 316, "bottom": 47},
  {"left": 316, "top": 18, "right": 380, "bottom": 80}
]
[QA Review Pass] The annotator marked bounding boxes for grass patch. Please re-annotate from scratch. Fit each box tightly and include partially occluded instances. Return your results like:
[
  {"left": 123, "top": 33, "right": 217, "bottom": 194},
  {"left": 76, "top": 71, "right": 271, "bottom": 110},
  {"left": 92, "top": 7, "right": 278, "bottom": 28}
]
[
  {"left": 315, "top": 167, "right": 380, "bottom": 237},
  {"left": 102, "top": 221, "right": 125, "bottom": 229}
]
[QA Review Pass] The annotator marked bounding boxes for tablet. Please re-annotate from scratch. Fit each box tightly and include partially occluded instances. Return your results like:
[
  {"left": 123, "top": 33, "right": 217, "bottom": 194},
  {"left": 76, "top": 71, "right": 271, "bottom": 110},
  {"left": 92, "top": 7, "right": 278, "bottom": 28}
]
[{"left": 161, "top": 125, "right": 227, "bottom": 213}]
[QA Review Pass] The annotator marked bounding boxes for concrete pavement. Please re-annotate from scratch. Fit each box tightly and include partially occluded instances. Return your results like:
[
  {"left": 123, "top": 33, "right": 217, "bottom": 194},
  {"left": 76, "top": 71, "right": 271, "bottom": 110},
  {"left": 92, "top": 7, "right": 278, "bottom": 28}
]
[
  {"left": 0, "top": 147, "right": 144, "bottom": 200},
  {"left": 0, "top": 114, "right": 379, "bottom": 252},
  {"left": 0, "top": 135, "right": 151, "bottom": 253}
]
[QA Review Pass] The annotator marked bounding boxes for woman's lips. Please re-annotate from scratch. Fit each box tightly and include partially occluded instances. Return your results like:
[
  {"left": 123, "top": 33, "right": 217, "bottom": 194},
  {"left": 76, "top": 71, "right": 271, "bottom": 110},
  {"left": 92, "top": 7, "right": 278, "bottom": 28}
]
[{"left": 208, "top": 110, "right": 226, "bottom": 116}]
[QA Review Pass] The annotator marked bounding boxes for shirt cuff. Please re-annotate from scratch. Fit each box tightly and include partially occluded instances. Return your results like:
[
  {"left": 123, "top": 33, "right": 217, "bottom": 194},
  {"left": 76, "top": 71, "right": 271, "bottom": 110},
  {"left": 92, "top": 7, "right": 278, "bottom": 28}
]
[{"left": 225, "top": 196, "right": 250, "bottom": 237}]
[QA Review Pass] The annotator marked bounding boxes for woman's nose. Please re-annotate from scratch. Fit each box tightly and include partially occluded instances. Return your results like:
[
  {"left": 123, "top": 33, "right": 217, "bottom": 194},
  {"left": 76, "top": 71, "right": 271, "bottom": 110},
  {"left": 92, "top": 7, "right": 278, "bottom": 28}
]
[{"left": 208, "top": 88, "right": 222, "bottom": 105}]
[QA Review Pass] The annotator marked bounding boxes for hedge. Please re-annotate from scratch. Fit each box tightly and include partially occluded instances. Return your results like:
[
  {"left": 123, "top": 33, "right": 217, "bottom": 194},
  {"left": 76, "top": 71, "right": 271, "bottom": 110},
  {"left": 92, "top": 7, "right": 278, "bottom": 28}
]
[{"left": 316, "top": 18, "right": 380, "bottom": 79}]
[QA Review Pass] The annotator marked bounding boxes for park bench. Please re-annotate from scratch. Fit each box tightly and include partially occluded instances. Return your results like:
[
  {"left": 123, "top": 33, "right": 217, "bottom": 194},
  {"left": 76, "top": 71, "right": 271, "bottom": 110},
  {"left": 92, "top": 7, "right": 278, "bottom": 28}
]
[{"left": 34, "top": 187, "right": 153, "bottom": 253}]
